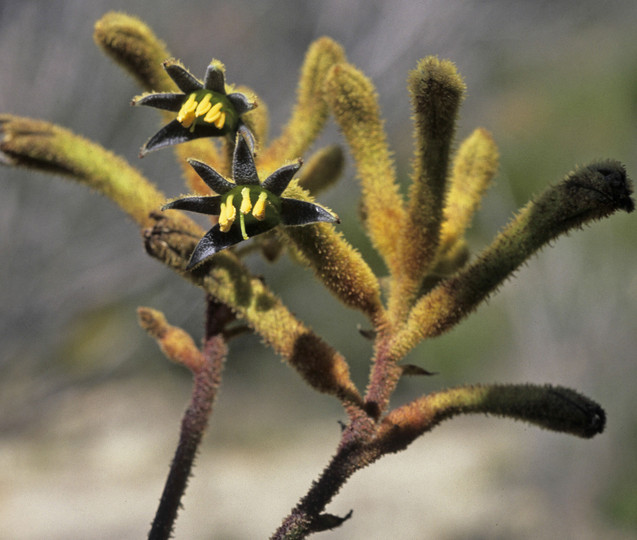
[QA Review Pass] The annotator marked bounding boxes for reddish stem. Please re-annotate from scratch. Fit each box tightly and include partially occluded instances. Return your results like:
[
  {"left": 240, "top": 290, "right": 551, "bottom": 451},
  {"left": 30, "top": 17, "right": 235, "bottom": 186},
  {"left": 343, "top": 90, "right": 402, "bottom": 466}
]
[{"left": 148, "top": 297, "right": 232, "bottom": 540}]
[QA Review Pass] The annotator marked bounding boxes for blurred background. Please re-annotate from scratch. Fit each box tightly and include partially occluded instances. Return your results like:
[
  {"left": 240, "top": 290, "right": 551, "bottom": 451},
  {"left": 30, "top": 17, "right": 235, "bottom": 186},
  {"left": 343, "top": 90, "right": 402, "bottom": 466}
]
[{"left": 1, "top": 1, "right": 636, "bottom": 538}]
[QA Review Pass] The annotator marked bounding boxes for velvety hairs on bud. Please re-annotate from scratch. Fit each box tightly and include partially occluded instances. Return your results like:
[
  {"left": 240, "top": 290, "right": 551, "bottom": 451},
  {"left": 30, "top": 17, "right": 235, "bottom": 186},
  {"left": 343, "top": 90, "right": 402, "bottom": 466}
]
[{"left": 1, "top": 10, "right": 633, "bottom": 539}]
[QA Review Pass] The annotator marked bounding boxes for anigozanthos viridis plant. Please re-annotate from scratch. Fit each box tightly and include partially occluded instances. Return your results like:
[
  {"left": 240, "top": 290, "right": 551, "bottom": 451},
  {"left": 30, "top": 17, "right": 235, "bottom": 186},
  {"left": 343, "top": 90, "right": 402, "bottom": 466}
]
[
  {"left": 0, "top": 10, "right": 634, "bottom": 540},
  {"left": 132, "top": 59, "right": 257, "bottom": 156},
  {"left": 163, "top": 132, "right": 339, "bottom": 268},
  {"left": 106, "top": 12, "right": 384, "bottom": 323}
]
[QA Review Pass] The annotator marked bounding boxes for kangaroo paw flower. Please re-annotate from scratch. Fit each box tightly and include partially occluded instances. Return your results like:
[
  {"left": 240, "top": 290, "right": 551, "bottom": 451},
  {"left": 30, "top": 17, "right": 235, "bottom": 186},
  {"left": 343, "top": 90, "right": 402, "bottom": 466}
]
[
  {"left": 133, "top": 59, "right": 256, "bottom": 156},
  {"left": 163, "top": 133, "right": 339, "bottom": 268}
]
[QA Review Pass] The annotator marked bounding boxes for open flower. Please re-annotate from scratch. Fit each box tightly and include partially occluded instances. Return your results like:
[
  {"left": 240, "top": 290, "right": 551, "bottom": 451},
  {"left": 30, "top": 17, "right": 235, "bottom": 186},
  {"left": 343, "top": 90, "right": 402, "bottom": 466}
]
[
  {"left": 133, "top": 59, "right": 256, "bottom": 156},
  {"left": 163, "top": 133, "right": 340, "bottom": 268}
]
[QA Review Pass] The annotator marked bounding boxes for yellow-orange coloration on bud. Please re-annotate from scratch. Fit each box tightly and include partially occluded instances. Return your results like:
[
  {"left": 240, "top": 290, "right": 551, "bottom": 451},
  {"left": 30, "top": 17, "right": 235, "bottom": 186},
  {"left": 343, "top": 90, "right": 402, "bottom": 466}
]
[{"left": 137, "top": 307, "right": 204, "bottom": 372}]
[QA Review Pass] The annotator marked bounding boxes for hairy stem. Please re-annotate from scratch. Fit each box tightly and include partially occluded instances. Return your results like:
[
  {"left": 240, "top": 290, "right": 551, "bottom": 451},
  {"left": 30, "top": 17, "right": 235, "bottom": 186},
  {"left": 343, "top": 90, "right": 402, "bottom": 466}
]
[
  {"left": 149, "top": 298, "right": 232, "bottom": 540},
  {"left": 374, "top": 383, "right": 606, "bottom": 457},
  {"left": 271, "top": 413, "right": 374, "bottom": 539},
  {"left": 388, "top": 58, "right": 465, "bottom": 320},
  {"left": 324, "top": 63, "right": 404, "bottom": 278},
  {"left": 363, "top": 337, "right": 402, "bottom": 420}
]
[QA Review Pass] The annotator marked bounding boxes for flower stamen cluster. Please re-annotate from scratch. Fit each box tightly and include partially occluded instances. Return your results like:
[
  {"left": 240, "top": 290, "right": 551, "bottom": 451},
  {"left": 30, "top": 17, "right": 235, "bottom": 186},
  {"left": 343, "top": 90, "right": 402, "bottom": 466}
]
[
  {"left": 160, "top": 134, "right": 338, "bottom": 268},
  {"left": 177, "top": 91, "right": 227, "bottom": 131},
  {"left": 130, "top": 57, "right": 341, "bottom": 266},
  {"left": 132, "top": 60, "right": 255, "bottom": 155},
  {"left": 219, "top": 186, "right": 271, "bottom": 239}
]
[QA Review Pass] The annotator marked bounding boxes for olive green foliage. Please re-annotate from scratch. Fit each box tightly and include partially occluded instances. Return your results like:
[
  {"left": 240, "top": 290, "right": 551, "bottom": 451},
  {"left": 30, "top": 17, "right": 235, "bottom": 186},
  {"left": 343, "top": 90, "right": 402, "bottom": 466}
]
[{"left": 1, "top": 11, "right": 633, "bottom": 540}]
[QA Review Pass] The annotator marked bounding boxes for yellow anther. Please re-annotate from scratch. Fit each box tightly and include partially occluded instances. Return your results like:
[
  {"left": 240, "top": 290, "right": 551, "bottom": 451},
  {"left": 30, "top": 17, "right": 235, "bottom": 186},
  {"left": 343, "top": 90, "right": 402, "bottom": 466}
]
[
  {"left": 195, "top": 93, "right": 212, "bottom": 117},
  {"left": 240, "top": 187, "right": 253, "bottom": 214},
  {"left": 179, "top": 93, "right": 197, "bottom": 115},
  {"left": 203, "top": 102, "right": 223, "bottom": 124},
  {"left": 218, "top": 194, "right": 236, "bottom": 232},
  {"left": 183, "top": 112, "right": 197, "bottom": 130},
  {"left": 252, "top": 191, "right": 268, "bottom": 221},
  {"left": 218, "top": 203, "right": 229, "bottom": 231},
  {"left": 214, "top": 111, "right": 226, "bottom": 129},
  {"left": 177, "top": 93, "right": 198, "bottom": 128}
]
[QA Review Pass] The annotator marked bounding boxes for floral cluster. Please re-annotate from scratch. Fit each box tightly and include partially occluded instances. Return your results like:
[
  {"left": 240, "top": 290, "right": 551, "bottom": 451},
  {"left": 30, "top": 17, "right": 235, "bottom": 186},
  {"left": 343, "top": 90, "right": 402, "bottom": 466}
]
[
  {"left": 1, "top": 11, "right": 632, "bottom": 539},
  {"left": 134, "top": 61, "right": 339, "bottom": 268}
]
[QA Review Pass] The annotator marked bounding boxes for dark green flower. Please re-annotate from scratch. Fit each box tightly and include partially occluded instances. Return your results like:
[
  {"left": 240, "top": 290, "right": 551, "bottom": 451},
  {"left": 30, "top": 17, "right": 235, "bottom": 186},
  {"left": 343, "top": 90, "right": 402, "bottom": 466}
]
[
  {"left": 132, "top": 59, "right": 256, "bottom": 156},
  {"left": 163, "top": 134, "right": 340, "bottom": 269}
]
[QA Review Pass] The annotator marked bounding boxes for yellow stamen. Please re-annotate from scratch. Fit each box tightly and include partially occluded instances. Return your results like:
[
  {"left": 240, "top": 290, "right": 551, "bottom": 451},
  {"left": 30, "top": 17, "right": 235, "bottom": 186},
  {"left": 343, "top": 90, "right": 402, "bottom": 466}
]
[
  {"left": 226, "top": 196, "right": 236, "bottom": 222},
  {"left": 214, "top": 111, "right": 226, "bottom": 129},
  {"left": 252, "top": 191, "right": 268, "bottom": 221},
  {"left": 203, "top": 102, "right": 223, "bottom": 124},
  {"left": 195, "top": 93, "right": 212, "bottom": 117},
  {"left": 177, "top": 94, "right": 197, "bottom": 128},
  {"left": 218, "top": 194, "right": 236, "bottom": 232},
  {"left": 240, "top": 187, "right": 252, "bottom": 214},
  {"left": 204, "top": 110, "right": 220, "bottom": 124},
  {"left": 218, "top": 202, "right": 229, "bottom": 232}
]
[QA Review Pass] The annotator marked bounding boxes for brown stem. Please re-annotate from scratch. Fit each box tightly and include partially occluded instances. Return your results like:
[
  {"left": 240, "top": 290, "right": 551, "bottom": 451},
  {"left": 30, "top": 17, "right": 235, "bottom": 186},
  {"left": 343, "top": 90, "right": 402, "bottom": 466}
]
[
  {"left": 271, "top": 442, "right": 361, "bottom": 539},
  {"left": 363, "top": 337, "right": 402, "bottom": 420},
  {"left": 271, "top": 412, "right": 375, "bottom": 539},
  {"left": 148, "top": 297, "right": 232, "bottom": 540}
]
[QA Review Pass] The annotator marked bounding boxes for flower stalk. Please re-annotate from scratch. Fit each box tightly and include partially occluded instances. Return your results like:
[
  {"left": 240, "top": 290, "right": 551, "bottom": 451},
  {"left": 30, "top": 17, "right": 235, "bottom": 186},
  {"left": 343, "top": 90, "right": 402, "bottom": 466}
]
[
  {"left": 263, "top": 37, "right": 346, "bottom": 163},
  {"left": 1, "top": 11, "right": 633, "bottom": 539},
  {"left": 140, "top": 299, "right": 233, "bottom": 540},
  {"left": 391, "top": 57, "right": 466, "bottom": 317},
  {"left": 143, "top": 211, "right": 364, "bottom": 410}
]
